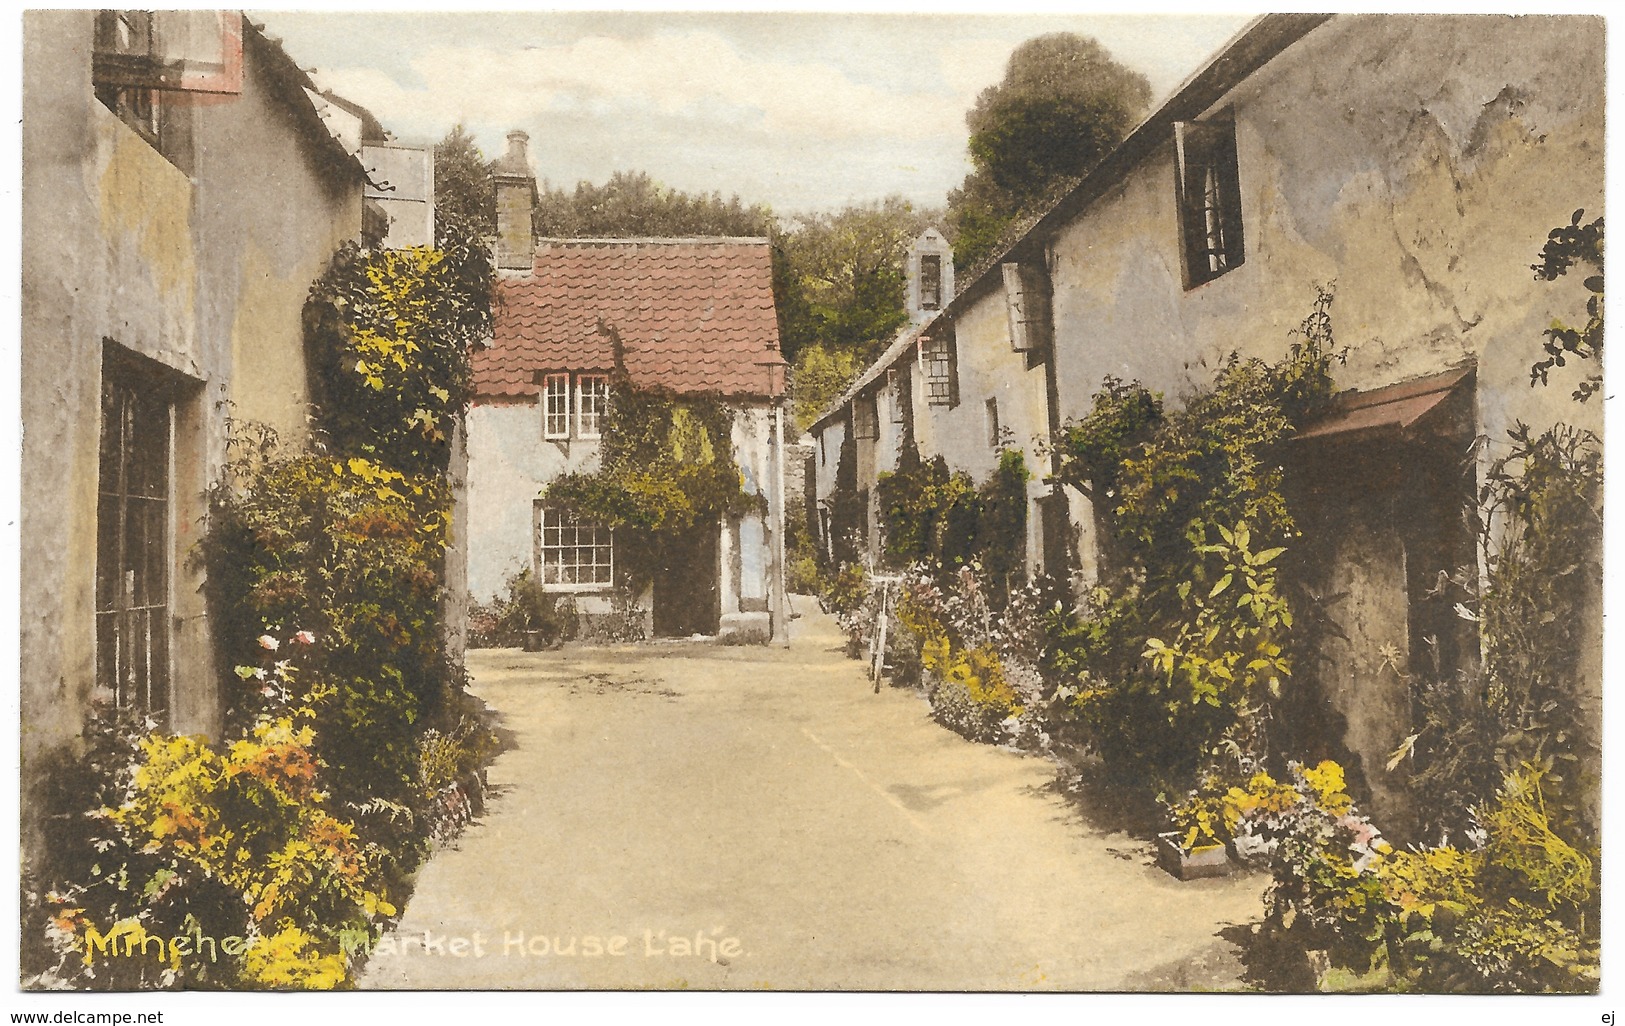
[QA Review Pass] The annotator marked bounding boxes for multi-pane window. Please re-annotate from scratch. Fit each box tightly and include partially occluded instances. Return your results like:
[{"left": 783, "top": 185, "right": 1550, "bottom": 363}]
[
  {"left": 921, "top": 333, "right": 956, "bottom": 406},
  {"left": 96, "top": 362, "right": 172, "bottom": 716},
  {"left": 1175, "top": 118, "right": 1244, "bottom": 288},
  {"left": 919, "top": 254, "right": 942, "bottom": 310},
  {"left": 536, "top": 506, "right": 614, "bottom": 589},
  {"left": 542, "top": 373, "right": 570, "bottom": 439},
  {"left": 93, "top": 10, "right": 160, "bottom": 147},
  {"left": 576, "top": 374, "right": 608, "bottom": 439}
]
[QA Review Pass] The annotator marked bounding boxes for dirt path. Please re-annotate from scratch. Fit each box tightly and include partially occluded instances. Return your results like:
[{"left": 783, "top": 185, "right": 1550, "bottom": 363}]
[{"left": 358, "top": 597, "right": 1267, "bottom": 990}]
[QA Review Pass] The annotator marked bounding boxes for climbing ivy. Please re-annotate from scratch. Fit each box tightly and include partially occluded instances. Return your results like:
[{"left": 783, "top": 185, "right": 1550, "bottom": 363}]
[
  {"left": 543, "top": 333, "right": 755, "bottom": 591},
  {"left": 1047, "top": 288, "right": 1340, "bottom": 788}
]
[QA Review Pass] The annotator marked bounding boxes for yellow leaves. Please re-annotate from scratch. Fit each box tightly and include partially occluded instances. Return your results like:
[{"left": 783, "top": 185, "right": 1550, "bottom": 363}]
[{"left": 241, "top": 927, "right": 349, "bottom": 991}]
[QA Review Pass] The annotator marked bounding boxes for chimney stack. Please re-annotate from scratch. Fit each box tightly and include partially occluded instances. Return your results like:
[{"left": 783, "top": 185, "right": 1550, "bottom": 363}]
[
  {"left": 906, "top": 227, "right": 954, "bottom": 321},
  {"left": 493, "top": 130, "right": 536, "bottom": 271}
]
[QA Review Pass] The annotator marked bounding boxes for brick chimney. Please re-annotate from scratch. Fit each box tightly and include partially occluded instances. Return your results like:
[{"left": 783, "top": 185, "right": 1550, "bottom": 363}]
[{"left": 493, "top": 130, "right": 536, "bottom": 271}]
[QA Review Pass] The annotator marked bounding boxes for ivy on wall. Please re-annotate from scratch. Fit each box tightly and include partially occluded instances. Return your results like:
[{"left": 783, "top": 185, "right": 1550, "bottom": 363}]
[{"left": 543, "top": 327, "right": 756, "bottom": 593}]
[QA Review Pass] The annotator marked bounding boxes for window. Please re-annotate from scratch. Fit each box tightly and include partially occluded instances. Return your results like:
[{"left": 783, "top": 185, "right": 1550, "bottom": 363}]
[
  {"left": 920, "top": 331, "right": 957, "bottom": 407},
  {"left": 94, "top": 11, "right": 161, "bottom": 147},
  {"left": 1175, "top": 118, "right": 1244, "bottom": 288},
  {"left": 919, "top": 254, "right": 942, "bottom": 310},
  {"left": 542, "top": 373, "right": 570, "bottom": 439},
  {"left": 985, "top": 397, "right": 1001, "bottom": 449},
  {"left": 576, "top": 374, "right": 608, "bottom": 439},
  {"left": 96, "top": 352, "right": 173, "bottom": 716},
  {"left": 853, "top": 395, "right": 879, "bottom": 440},
  {"left": 535, "top": 506, "right": 614, "bottom": 589}
]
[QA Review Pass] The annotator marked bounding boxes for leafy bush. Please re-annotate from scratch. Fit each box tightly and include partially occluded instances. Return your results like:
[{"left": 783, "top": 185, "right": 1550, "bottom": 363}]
[
  {"left": 27, "top": 647, "right": 397, "bottom": 990},
  {"left": 1251, "top": 760, "right": 1597, "bottom": 993},
  {"left": 1045, "top": 289, "right": 1339, "bottom": 790},
  {"left": 467, "top": 568, "right": 576, "bottom": 649},
  {"left": 1403, "top": 423, "right": 1602, "bottom": 849}
]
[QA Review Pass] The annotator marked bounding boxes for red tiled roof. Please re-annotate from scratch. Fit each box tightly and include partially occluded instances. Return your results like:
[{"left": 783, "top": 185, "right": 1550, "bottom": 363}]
[{"left": 474, "top": 238, "right": 786, "bottom": 400}]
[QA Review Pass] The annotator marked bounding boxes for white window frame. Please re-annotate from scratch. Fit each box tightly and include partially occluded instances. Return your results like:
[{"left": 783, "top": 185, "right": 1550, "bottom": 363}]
[
  {"left": 535, "top": 504, "right": 615, "bottom": 591},
  {"left": 542, "top": 372, "right": 570, "bottom": 440},
  {"left": 576, "top": 373, "right": 608, "bottom": 440}
]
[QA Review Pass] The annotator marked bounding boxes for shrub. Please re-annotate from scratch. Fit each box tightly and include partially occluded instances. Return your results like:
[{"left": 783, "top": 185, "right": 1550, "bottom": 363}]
[
  {"left": 468, "top": 568, "right": 576, "bottom": 648},
  {"left": 1252, "top": 760, "right": 1597, "bottom": 993},
  {"left": 27, "top": 654, "right": 397, "bottom": 990}
]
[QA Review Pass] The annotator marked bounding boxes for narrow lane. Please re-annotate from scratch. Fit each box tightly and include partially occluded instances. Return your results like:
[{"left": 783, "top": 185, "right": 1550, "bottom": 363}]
[{"left": 358, "top": 598, "right": 1266, "bottom": 990}]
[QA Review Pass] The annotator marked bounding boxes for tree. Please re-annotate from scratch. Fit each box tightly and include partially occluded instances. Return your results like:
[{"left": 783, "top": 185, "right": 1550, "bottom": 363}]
[
  {"left": 789, "top": 342, "right": 865, "bottom": 436},
  {"left": 433, "top": 125, "right": 496, "bottom": 240},
  {"left": 533, "top": 170, "right": 773, "bottom": 239},
  {"left": 948, "top": 33, "right": 1151, "bottom": 270}
]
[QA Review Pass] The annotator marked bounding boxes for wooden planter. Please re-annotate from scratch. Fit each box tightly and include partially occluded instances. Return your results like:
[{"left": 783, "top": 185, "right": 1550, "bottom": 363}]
[{"left": 1157, "top": 831, "right": 1232, "bottom": 880}]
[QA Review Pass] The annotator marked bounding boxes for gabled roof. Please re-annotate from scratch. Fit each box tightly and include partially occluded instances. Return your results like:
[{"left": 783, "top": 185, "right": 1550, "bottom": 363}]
[
  {"left": 474, "top": 238, "right": 786, "bottom": 400},
  {"left": 928, "top": 13, "right": 1331, "bottom": 331}
]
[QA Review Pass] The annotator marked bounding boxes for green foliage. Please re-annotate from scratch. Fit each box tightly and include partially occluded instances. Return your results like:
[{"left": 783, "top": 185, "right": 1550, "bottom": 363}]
[
  {"left": 1529, "top": 209, "right": 1603, "bottom": 402},
  {"left": 303, "top": 239, "right": 488, "bottom": 478},
  {"left": 26, "top": 666, "right": 398, "bottom": 989},
  {"left": 433, "top": 125, "right": 496, "bottom": 238},
  {"left": 948, "top": 33, "right": 1151, "bottom": 270},
  {"left": 467, "top": 567, "right": 577, "bottom": 649},
  {"left": 1047, "top": 289, "right": 1338, "bottom": 787},
  {"left": 1055, "top": 376, "right": 1163, "bottom": 504},
  {"left": 204, "top": 448, "right": 451, "bottom": 839},
  {"left": 1406, "top": 423, "right": 1602, "bottom": 848},
  {"left": 776, "top": 197, "right": 938, "bottom": 363},
  {"left": 827, "top": 426, "right": 865, "bottom": 566},
  {"left": 1254, "top": 761, "right": 1597, "bottom": 993},
  {"left": 876, "top": 452, "right": 978, "bottom": 573},
  {"left": 534, "top": 169, "right": 774, "bottom": 240},
  {"left": 541, "top": 352, "right": 753, "bottom": 591},
  {"left": 790, "top": 343, "right": 866, "bottom": 435}
]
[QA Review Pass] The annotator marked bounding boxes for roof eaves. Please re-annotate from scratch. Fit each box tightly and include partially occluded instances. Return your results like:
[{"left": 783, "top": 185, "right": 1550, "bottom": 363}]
[
  {"left": 244, "top": 20, "right": 373, "bottom": 187},
  {"left": 932, "top": 13, "right": 1332, "bottom": 326},
  {"left": 807, "top": 318, "right": 933, "bottom": 433}
]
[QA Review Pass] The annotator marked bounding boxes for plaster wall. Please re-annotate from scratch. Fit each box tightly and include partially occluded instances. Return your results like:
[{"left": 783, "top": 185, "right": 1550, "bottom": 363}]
[
  {"left": 464, "top": 398, "right": 780, "bottom": 627},
  {"left": 1047, "top": 15, "right": 1603, "bottom": 447},
  {"left": 20, "top": 12, "right": 362, "bottom": 847},
  {"left": 916, "top": 290, "right": 1051, "bottom": 482},
  {"left": 1025, "top": 14, "right": 1602, "bottom": 822}
]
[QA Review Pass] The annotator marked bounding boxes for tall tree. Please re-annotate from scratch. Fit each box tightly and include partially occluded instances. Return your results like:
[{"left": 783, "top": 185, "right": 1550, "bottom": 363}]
[
  {"left": 948, "top": 33, "right": 1151, "bottom": 271},
  {"left": 777, "top": 197, "right": 939, "bottom": 434},
  {"left": 433, "top": 124, "right": 496, "bottom": 241}
]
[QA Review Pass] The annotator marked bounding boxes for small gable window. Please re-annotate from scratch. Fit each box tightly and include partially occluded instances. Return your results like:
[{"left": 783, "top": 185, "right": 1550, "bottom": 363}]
[
  {"left": 919, "top": 254, "right": 943, "bottom": 311},
  {"left": 1175, "top": 118, "right": 1244, "bottom": 288}
]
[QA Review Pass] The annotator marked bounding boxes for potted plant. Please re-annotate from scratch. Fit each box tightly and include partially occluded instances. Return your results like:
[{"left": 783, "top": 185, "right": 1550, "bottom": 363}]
[{"left": 1158, "top": 791, "right": 1232, "bottom": 880}]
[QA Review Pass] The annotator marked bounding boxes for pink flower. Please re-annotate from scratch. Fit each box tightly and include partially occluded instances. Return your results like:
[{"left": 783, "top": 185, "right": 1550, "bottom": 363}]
[
  {"left": 257, "top": 634, "right": 279, "bottom": 651},
  {"left": 293, "top": 630, "right": 317, "bottom": 646}
]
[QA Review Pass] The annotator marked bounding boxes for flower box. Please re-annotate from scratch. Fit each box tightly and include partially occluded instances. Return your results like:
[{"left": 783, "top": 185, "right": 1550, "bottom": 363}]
[{"left": 1157, "top": 831, "right": 1232, "bottom": 880}]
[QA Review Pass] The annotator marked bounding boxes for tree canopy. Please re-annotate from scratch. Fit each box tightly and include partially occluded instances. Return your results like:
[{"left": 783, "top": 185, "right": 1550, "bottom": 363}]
[
  {"left": 949, "top": 33, "right": 1151, "bottom": 271},
  {"left": 433, "top": 125, "right": 496, "bottom": 241},
  {"left": 533, "top": 171, "right": 773, "bottom": 239}
]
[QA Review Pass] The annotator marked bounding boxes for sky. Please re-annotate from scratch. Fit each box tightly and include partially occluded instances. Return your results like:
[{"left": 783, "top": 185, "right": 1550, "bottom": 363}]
[{"left": 252, "top": 10, "right": 1256, "bottom": 216}]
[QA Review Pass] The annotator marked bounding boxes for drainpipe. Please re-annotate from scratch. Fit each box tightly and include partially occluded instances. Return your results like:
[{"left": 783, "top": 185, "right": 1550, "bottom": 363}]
[{"left": 769, "top": 401, "right": 791, "bottom": 646}]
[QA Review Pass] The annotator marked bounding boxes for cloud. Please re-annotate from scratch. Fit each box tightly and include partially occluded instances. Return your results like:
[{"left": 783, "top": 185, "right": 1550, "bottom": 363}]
[{"left": 315, "top": 30, "right": 962, "bottom": 147}]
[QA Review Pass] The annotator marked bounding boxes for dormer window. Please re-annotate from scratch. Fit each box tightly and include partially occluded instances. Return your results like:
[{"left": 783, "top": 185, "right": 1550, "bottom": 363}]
[
  {"left": 920, "top": 255, "right": 942, "bottom": 311},
  {"left": 542, "top": 373, "right": 570, "bottom": 439}
]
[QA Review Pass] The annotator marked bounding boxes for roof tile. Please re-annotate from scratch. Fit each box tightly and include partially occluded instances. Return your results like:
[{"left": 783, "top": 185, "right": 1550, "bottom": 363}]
[{"left": 473, "top": 238, "right": 786, "bottom": 399}]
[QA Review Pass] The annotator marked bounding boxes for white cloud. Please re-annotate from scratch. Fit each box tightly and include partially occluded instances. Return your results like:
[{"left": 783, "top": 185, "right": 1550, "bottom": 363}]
[{"left": 315, "top": 30, "right": 963, "bottom": 148}]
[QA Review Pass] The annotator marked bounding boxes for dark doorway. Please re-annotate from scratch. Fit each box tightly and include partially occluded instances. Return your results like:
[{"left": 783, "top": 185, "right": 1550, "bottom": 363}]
[{"left": 652, "top": 525, "right": 720, "bottom": 637}]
